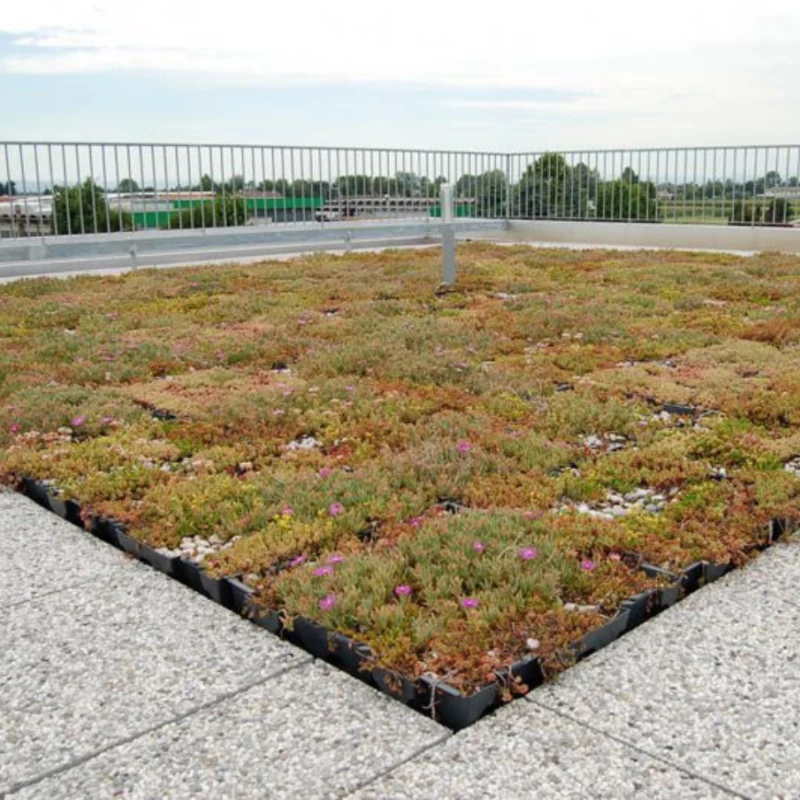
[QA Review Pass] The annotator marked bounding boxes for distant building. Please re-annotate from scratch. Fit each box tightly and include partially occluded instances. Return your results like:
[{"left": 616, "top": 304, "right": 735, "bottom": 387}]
[
  {"left": 0, "top": 195, "right": 53, "bottom": 238},
  {"left": 762, "top": 186, "right": 800, "bottom": 200},
  {"left": 314, "top": 196, "right": 475, "bottom": 222},
  {"left": 0, "top": 190, "right": 479, "bottom": 237}
]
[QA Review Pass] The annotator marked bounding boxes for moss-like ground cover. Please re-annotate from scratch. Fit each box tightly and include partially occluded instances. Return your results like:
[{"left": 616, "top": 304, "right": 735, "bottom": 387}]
[{"left": 2, "top": 244, "right": 800, "bottom": 692}]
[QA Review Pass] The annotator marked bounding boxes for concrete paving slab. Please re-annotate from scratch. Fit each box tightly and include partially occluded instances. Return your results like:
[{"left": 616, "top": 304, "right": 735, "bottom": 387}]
[
  {"left": 0, "top": 489, "right": 132, "bottom": 608},
  {"left": 0, "top": 567, "right": 309, "bottom": 793},
  {"left": 528, "top": 544, "right": 800, "bottom": 798},
  {"left": 13, "top": 662, "right": 448, "bottom": 800},
  {"left": 701, "top": 538, "right": 800, "bottom": 609},
  {"left": 349, "top": 698, "right": 730, "bottom": 800}
]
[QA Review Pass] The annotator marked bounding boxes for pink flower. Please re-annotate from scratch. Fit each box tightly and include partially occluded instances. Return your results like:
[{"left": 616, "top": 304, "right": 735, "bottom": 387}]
[
  {"left": 70, "top": 415, "right": 86, "bottom": 427},
  {"left": 394, "top": 584, "right": 412, "bottom": 597},
  {"left": 457, "top": 440, "right": 472, "bottom": 454},
  {"left": 318, "top": 467, "right": 332, "bottom": 478},
  {"left": 345, "top": 386, "right": 355, "bottom": 392},
  {"left": 313, "top": 565, "right": 334, "bottom": 577},
  {"left": 100, "top": 416, "right": 114, "bottom": 425},
  {"left": 518, "top": 547, "right": 538, "bottom": 561},
  {"left": 523, "top": 510, "right": 543, "bottom": 520},
  {"left": 461, "top": 597, "right": 480, "bottom": 609},
  {"left": 408, "top": 516, "right": 424, "bottom": 528},
  {"left": 271, "top": 409, "right": 285, "bottom": 417},
  {"left": 581, "top": 559, "right": 597, "bottom": 572},
  {"left": 281, "top": 506, "right": 294, "bottom": 517},
  {"left": 472, "top": 540, "right": 486, "bottom": 554},
  {"left": 608, "top": 552, "right": 621, "bottom": 562},
  {"left": 327, "top": 554, "right": 344, "bottom": 564},
  {"left": 289, "top": 555, "right": 307, "bottom": 568},
  {"left": 319, "top": 594, "right": 337, "bottom": 611},
  {"left": 328, "top": 502, "right": 344, "bottom": 517}
]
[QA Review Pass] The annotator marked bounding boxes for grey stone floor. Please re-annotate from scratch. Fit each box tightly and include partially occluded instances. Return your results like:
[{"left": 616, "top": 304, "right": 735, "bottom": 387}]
[{"left": 2, "top": 487, "right": 798, "bottom": 799}]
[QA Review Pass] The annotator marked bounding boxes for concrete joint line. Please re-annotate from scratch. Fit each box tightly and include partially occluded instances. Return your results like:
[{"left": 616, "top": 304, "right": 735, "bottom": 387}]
[
  {"left": 338, "top": 732, "right": 453, "bottom": 800},
  {"left": 4, "top": 658, "right": 312, "bottom": 796},
  {"left": 524, "top": 696, "right": 750, "bottom": 800},
  {"left": 0, "top": 578, "right": 99, "bottom": 612}
]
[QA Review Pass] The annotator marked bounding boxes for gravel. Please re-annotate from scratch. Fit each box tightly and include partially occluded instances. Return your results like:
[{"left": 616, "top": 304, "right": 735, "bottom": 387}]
[
  {"left": 285, "top": 436, "right": 322, "bottom": 451},
  {"left": 157, "top": 533, "right": 241, "bottom": 562},
  {"left": 558, "top": 486, "right": 675, "bottom": 520}
]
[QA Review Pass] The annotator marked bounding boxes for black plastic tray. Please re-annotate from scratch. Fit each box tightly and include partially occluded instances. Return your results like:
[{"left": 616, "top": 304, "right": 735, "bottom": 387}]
[{"left": 14, "top": 475, "right": 795, "bottom": 730}]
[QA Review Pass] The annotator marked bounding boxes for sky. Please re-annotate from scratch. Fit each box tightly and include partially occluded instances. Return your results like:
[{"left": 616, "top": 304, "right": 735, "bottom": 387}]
[{"left": 0, "top": 0, "right": 799, "bottom": 153}]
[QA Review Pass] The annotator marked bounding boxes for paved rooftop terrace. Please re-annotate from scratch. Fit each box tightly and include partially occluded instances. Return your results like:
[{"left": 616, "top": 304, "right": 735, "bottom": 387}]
[{"left": 2, "top": 487, "right": 798, "bottom": 799}]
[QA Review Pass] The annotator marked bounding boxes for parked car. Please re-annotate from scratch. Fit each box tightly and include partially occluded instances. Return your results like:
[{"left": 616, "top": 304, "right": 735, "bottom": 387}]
[{"left": 315, "top": 210, "right": 342, "bottom": 222}]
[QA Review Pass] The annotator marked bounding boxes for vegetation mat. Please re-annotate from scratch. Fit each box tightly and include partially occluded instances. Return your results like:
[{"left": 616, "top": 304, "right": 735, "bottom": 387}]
[{"left": 3, "top": 243, "right": 800, "bottom": 696}]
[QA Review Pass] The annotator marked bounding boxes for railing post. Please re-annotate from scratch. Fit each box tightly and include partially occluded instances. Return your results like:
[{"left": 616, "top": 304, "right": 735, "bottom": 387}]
[
  {"left": 505, "top": 153, "right": 512, "bottom": 222},
  {"left": 440, "top": 183, "right": 456, "bottom": 285}
]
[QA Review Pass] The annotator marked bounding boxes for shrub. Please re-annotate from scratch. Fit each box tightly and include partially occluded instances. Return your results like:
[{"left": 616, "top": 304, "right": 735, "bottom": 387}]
[
  {"left": 729, "top": 199, "right": 794, "bottom": 225},
  {"left": 52, "top": 179, "right": 133, "bottom": 235},
  {"left": 168, "top": 195, "right": 251, "bottom": 228}
]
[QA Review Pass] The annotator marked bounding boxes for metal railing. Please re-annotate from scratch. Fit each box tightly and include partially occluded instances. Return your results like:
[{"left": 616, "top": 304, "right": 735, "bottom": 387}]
[
  {"left": 0, "top": 142, "right": 507, "bottom": 239},
  {"left": 507, "top": 146, "right": 800, "bottom": 227},
  {"left": 1, "top": 142, "right": 798, "bottom": 239}
]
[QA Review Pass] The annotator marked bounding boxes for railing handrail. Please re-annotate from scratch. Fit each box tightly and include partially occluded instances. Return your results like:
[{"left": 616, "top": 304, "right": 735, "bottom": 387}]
[
  {"left": 2, "top": 141, "right": 799, "bottom": 156},
  {"left": 0, "top": 141, "right": 505, "bottom": 157}
]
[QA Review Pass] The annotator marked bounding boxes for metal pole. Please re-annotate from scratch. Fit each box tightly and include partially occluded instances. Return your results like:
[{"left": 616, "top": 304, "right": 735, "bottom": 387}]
[
  {"left": 440, "top": 182, "right": 456, "bottom": 285},
  {"left": 505, "top": 153, "right": 512, "bottom": 221}
]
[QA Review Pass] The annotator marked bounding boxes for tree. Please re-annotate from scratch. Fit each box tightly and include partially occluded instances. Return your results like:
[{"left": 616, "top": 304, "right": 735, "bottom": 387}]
[
  {"left": 426, "top": 175, "right": 448, "bottom": 198},
  {"left": 395, "top": 171, "right": 421, "bottom": 197},
  {"left": 116, "top": 177, "right": 140, "bottom": 193},
  {"left": 53, "top": 178, "right": 133, "bottom": 235},
  {"left": 572, "top": 162, "right": 601, "bottom": 195},
  {"left": 702, "top": 180, "right": 725, "bottom": 199},
  {"left": 470, "top": 169, "right": 507, "bottom": 217},
  {"left": 455, "top": 173, "right": 477, "bottom": 197},
  {"left": 195, "top": 174, "right": 218, "bottom": 193},
  {"left": 620, "top": 166, "right": 639, "bottom": 184},
  {"left": 595, "top": 180, "right": 658, "bottom": 221},
  {"left": 314, "top": 180, "right": 332, "bottom": 199},
  {"left": 744, "top": 177, "right": 766, "bottom": 196},
  {"left": 223, "top": 175, "right": 245, "bottom": 193},
  {"left": 515, "top": 153, "right": 581, "bottom": 218},
  {"left": 0, "top": 180, "right": 16, "bottom": 196},
  {"left": 764, "top": 170, "right": 782, "bottom": 189},
  {"left": 333, "top": 174, "right": 373, "bottom": 197}
]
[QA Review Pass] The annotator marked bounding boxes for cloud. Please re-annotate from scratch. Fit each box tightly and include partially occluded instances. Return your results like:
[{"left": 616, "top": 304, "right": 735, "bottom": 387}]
[
  {"left": 2, "top": 0, "right": 799, "bottom": 89},
  {"left": 1, "top": 0, "right": 799, "bottom": 146}
]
